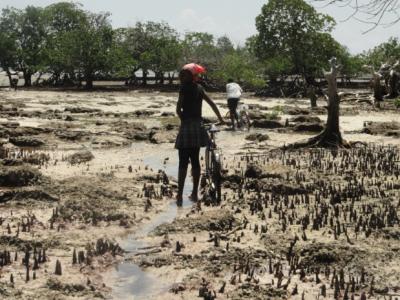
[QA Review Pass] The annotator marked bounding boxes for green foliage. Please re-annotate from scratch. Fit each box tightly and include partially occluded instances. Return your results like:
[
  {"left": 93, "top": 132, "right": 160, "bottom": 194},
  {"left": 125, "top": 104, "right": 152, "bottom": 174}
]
[
  {"left": 182, "top": 32, "right": 219, "bottom": 70},
  {"left": 182, "top": 33, "right": 265, "bottom": 88},
  {"left": 61, "top": 12, "right": 116, "bottom": 88},
  {"left": 119, "top": 22, "right": 182, "bottom": 82},
  {"left": 254, "top": 0, "right": 339, "bottom": 79},
  {"left": 42, "top": 2, "right": 87, "bottom": 83},
  {"left": 0, "top": 6, "right": 47, "bottom": 85},
  {"left": 364, "top": 37, "right": 400, "bottom": 69},
  {"left": 335, "top": 45, "right": 366, "bottom": 77},
  {"left": 210, "top": 49, "right": 265, "bottom": 88},
  {"left": 0, "top": 10, "right": 18, "bottom": 80}
]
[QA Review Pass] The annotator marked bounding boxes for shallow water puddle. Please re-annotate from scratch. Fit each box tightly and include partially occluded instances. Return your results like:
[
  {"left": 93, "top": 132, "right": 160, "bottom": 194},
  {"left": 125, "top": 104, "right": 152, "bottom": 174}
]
[{"left": 110, "top": 153, "right": 193, "bottom": 299}]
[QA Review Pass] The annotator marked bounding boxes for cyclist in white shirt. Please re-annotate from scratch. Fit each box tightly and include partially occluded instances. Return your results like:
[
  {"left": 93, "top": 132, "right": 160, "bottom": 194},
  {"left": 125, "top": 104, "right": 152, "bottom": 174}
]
[{"left": 226, "top": 79, "right": 243, "bottom": 130}]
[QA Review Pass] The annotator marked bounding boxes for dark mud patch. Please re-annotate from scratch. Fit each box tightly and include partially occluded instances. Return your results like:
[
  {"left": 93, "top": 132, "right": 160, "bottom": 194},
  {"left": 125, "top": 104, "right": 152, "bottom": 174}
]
[
  {"left": 277, "top": 106, "right": 310, "bottom": 115},
  {"left": 46, "top": 278, "right": 102, "bottom": 298},
  {"left": 292, "top": 122, "right": 324, "bottom": 133},
  {"left": 245, "top": 133, "right": 270, "bottom": 142},
  {"left": 132, "top": 110, "right": 156, "bottom": 117},
  {"left": 0, "top": 165, "right": 42, "bottom": 187},
  {"left": 361, "top": 121, "right": 400, "bottom": 136},
  {"left": 290, "top": 115, "right": 321, "bottom": 123},
  {"left": 230, "top": 283, "right": 286, "bottom": 300},
  {"left": 55, "top": 130, "right": 89, "bottom": 141},
  {"left": 9, "top": 136, "right": 45, "bottom": 147},
  {"left": 252, "top": 119, "right": 283, "bottom": 129},
  {"left": 0, "top": 187, "right": 57, "bottom": 203},
  {"left": 152, "top": 210, "right": 236, "bottom": 236},
  {"left": 0, "top": 235, "right": 61, "bottom": 251},
  {"left": 65, "top": 107, "right": 102, "bottom": 114},
  {"left": 65, "top": 150, "right": 94, "bottom": 165},
  {"left": 264, "top": 183, "right": 308, "bottom": 195},
  {"left": 52, "top": 177, "right": 132, "bottom": 223},
  {"left": 296, "top": 242, "right": 367, "bottom": 269},
  {"left": 0, "top": 126, "right": 52, "bottom": 139},
  {"left": 244, "top": 165, "right": 283, "bottom": 180},
  {"left": 381, "top": 228, "right": 400, "bottom": 240}
]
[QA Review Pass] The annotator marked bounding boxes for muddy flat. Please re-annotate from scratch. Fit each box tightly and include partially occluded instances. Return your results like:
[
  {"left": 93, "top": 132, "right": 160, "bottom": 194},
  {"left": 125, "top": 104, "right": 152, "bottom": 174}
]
[{"left": 0, "top": 88, "right": 399, "bottom": 299}]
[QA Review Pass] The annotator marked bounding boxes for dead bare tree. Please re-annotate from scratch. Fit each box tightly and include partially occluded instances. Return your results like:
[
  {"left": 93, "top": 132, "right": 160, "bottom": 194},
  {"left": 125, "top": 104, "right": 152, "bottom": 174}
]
[
  {"left": 312, "top": 0, "right": 400, "bottom": 32},
  {"left": 288, "top": 57, "right": 348, "bottom": 148}
]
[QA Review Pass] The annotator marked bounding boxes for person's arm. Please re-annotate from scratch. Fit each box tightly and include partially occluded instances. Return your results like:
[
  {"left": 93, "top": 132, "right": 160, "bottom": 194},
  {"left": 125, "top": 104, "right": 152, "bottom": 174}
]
[
  {"left": 176, "top": 92, "right": 183, "bottom": 120},
  {"left": 203, "top": 92, "right": 225, "bottom": 124}
]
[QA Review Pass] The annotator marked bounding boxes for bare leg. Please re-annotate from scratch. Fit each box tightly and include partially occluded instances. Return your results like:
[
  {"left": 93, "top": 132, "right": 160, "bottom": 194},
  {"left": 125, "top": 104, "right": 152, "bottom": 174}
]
[
  {"left": 191, "top": 167, "right": 201, "bottom": 201},
  {"left": 177, "top": 167, "right": 187, "bottom": 206}
]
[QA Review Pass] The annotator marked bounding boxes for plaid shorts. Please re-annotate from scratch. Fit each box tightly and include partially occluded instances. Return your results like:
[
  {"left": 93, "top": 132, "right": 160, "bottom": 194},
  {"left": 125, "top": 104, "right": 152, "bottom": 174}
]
[{"left": 175, "top": 119, "right": 209, "bottom": 149}]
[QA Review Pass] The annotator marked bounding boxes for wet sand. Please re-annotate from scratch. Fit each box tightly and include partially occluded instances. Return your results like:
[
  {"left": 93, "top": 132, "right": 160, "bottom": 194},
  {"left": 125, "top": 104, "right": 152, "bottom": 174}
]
[{"left": 0, "top": 87, "right": 399, "bottom": 299}]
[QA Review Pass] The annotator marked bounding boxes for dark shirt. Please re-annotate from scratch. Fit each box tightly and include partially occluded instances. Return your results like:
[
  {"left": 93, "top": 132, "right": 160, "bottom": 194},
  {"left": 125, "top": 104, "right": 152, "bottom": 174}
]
[{"left": 180, "top": 82, "right": 205, "bottom": 121}]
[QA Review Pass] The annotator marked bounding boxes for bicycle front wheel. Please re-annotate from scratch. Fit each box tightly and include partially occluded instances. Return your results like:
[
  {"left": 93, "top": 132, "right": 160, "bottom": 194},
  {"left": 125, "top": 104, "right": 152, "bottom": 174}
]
[{"left": 211, "top": 154, "right": 222, "bottom": 205}]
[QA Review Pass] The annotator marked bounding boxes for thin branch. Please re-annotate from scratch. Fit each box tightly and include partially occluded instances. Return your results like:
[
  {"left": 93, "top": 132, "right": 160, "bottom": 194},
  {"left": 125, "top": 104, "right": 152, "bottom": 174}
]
[{"left": 311, "top": 0, "right": 400, "bottom": 30}]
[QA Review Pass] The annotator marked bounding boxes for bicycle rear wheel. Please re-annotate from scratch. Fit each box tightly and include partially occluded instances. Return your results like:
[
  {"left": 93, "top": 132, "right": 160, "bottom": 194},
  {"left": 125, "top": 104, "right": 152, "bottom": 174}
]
[{"left": 240, "top": 112, "right": 251, "bottom": 131}]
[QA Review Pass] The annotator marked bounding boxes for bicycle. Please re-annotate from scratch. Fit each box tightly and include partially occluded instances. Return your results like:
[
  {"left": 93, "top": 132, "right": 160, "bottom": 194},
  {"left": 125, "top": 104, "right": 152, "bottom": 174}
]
[
  {"left": 225, "top": 103, "right": 251, "bottom": 131},
  {"left": 201, "top": 123, "right": 223, "bottom": 206}
]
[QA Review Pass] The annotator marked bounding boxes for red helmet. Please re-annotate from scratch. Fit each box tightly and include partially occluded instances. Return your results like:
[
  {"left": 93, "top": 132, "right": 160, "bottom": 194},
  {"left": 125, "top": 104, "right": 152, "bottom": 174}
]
[{"left": 183, "top": 63, "right": 206, "bottom": 80}]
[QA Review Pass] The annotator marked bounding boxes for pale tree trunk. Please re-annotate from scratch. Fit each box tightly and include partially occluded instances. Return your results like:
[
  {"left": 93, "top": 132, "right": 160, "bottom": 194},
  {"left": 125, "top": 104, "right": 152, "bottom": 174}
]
[
  {"left": 321, "top": 63, "right": 343, "bottom": 146},
  {"left": 288, "top": 58, "right": 347, "bottom": 149},
  {"left": 387, "top": 70, "right": 399, "bottom": 98}
]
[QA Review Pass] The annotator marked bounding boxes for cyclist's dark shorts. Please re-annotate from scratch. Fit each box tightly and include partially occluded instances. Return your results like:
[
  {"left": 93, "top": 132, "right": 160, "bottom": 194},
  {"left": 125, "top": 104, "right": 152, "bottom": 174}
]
[{"left": 227, "top": 98, "right": 240, "bottom": 114}]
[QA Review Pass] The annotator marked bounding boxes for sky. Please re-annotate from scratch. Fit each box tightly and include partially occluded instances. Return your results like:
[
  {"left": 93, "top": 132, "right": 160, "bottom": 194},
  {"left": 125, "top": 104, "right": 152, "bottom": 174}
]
[{"left": 0, "top": 0, "right": 399, "bottom": 54}]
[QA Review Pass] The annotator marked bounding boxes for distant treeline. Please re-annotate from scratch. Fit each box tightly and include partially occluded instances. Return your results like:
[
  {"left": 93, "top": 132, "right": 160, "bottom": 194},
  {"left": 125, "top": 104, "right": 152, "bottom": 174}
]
[{"left": 0, "top": 1, "right": 399, "bottom": 90}]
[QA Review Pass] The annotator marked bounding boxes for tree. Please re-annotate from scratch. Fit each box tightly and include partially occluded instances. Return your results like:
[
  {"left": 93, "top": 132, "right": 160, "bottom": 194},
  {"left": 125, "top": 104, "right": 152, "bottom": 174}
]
[
  {"left": 43, "top": 2, "right": 87, "bottom": 85},
  {"left": 216, "top": 36, "right": 235, "bottom": 55},
  {"left": 121, "top": 22, "right": 181, "bottom": 85},
  {"left": 254, "top": 0, "right": 339, "bottom": 82},
  {"left": 182, "top": 32, "right": 219, "bottom": 71},
  {"left": 0, "top": 9, "right": 18, "bottom": 86},
  {"left": 4, "top": 6, "right": 47, "bottom": 86},
  {"left": 211, "top": 48, "right": 265, "bottom": 88},
  {"left": 311, "top": 0, "right": 400, "bottom": 31},
  {"left": 146, "top": 23, "right": 182, "bottom": 84},
  {"left": 289, "top": 58, "right": 347, "bottom": 148},
  {"left": 363, "top": 37, "right": 400, "bottom": 69},
  {"left": 61, "top": 12, "right": 116, "bottom": 88},
  {"left": 337, "top": 48, "right": 365, "bottom": 80}
]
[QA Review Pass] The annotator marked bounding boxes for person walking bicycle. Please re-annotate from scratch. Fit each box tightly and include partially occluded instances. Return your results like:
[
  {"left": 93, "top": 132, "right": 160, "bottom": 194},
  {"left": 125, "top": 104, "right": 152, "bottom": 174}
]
[{"left": 175, "top": 65, "right": 226, "bottom": 206}]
